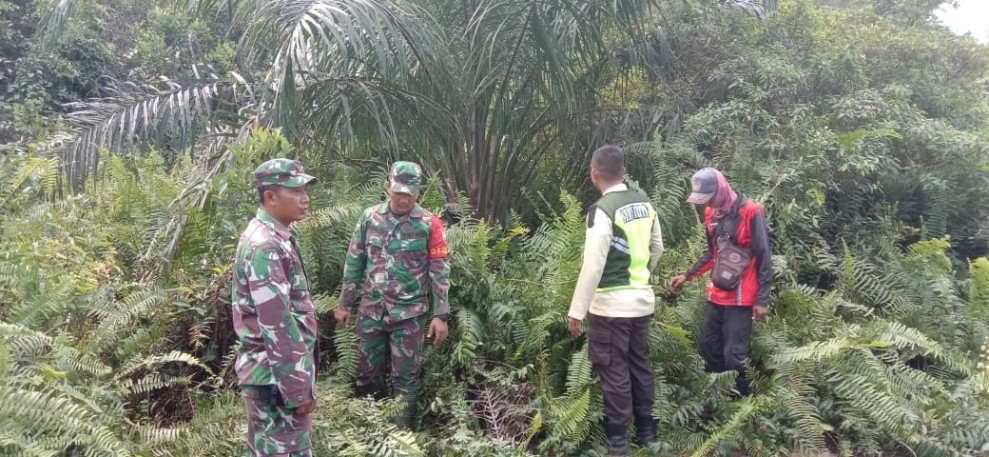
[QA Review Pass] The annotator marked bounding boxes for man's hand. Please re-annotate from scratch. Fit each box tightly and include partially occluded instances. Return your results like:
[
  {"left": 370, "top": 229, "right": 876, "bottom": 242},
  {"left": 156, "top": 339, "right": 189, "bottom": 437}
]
[
  {"left": 334, "top": 307, "right": 352, "bottom": 327},
  {"left": 568, "top": 317, "right": 584, "bottom": 337},
  {"left": 668, "top": 274, "right": 688, "bottom": 294},
  {"left": 295, "top": 400, "right": 317, "bottom": 415},
  {"left": 753, "top": 306, "right": 768, "bottom": 322},
  {"left": 427, "top": 318, "right": 449, "bottom": 345}
]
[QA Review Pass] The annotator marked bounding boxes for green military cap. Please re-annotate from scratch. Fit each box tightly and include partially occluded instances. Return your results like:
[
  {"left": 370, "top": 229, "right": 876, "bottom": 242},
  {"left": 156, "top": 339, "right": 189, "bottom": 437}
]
[
  {"left": 388, "top": 161, "right": 422, "bottom": 195},
  {"left": 254, "top": 158, "right": 316, "bottom": 188}
]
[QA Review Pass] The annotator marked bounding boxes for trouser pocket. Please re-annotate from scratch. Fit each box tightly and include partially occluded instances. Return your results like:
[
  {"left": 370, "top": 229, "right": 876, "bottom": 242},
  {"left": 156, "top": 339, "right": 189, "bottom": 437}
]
[{"left": 587, "top": 329, "right": 612, "bottom": 366}]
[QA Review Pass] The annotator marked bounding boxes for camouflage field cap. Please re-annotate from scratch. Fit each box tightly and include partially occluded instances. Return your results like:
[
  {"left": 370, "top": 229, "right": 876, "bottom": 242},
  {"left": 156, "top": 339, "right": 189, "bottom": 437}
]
[
  {"left": 254, "top": 158, "right": 316, "bottom": 188},
  {"left": 388, "top": 161, "right": 422, "bottom": 195}
]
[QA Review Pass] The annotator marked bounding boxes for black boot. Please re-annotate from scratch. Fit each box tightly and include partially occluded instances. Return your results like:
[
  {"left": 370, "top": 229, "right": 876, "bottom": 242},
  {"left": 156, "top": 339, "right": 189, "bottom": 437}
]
[
  {"left": 392, "top": 393, "right": 416, "bottom": 430},
  {"left": 634, "top": 415, "right": 656, "bottom": 447},
  {"left": 605, "top": 421, "right": 632, "bottom": 456}
]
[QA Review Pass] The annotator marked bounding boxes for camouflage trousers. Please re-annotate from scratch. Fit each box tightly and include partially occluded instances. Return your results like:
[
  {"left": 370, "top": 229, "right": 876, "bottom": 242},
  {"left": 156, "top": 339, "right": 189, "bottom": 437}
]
[
  {"left": 356, "top": 313, "right": 427, "bottom": 396},
  {"left": 243, "top": 386, "right": 313, "bottom": 457}
]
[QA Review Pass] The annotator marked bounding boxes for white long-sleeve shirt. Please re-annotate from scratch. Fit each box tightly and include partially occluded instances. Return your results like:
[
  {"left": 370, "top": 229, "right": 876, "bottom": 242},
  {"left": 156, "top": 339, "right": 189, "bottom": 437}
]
[{"left": 568, "top": 184, "right": 664, "bottom": 320}]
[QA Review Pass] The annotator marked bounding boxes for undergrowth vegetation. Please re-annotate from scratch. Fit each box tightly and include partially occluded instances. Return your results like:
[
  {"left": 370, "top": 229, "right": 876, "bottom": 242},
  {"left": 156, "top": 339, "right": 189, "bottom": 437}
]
[{"left": 2, "top": 0, "right": 989, "bottom": 455}]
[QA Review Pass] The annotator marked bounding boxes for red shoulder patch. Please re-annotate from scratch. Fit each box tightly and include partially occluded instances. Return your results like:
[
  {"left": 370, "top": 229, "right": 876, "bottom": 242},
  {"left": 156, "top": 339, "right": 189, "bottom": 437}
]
[{"left": 427, "top": 214, "right": 448, "bottom": 259}]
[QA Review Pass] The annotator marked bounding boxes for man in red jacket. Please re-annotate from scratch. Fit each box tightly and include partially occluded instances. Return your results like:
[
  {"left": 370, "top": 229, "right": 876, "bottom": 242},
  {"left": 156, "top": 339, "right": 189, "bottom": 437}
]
[{"left": 668, "top": 167, "right": 772, "bottom": 396}]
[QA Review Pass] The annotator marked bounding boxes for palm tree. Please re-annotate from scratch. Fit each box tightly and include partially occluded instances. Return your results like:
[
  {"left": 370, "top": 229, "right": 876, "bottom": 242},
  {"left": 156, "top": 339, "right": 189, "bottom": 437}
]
[
  {"left": 46, "top": 0, "right": 439, "bottom": 188},
  {"left": 361, "top": 0, "right": 665, "bottom": 221},
  {"left": 44, "top": 0, "right": 662, "bottom": 222}
]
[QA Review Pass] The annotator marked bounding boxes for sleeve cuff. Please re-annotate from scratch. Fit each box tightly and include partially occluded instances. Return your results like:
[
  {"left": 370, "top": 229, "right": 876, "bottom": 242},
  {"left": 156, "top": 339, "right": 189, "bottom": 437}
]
[
  {"left": 432, "top": 301, "right": 450, "bottom": 316},
  {"left": 568, "top": 308, "right": 587, "bottom": 321}
]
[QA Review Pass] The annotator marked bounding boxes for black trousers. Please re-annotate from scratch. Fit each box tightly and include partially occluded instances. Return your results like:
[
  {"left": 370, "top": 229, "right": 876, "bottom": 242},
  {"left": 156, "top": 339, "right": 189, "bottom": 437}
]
[
  {"left": 587, "top": 313, "right": 654, "bottom": 428},
  {"left": 700, "top": 301, "right": 753, "bottom": 396}
]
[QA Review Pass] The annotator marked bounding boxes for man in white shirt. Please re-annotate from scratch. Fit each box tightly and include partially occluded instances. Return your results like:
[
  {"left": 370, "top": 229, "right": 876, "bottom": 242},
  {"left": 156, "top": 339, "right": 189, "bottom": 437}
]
[{"left": 568, "top": 146, "right": 664, "bottom": 456}]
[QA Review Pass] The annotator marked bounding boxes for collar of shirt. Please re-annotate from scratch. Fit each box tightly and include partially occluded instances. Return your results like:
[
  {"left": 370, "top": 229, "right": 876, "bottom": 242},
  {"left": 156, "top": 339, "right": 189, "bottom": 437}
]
[
  {"left": 256, "top": 208, "right": 293, "bottom": 240},
  {"left": 603, "top": 183, "right": 628, "bottom": 195},
  {"left": 375, "top": 201, "right": 420, "bottom": 222}
]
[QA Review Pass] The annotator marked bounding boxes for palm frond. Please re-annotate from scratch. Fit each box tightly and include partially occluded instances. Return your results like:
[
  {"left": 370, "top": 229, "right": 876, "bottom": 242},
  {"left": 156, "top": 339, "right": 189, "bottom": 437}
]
[
  {"left": 329, "top": 317, "right": 359, "bottom": 384},
  {"left": 35, "top": 0, "right": 78, "bottom": 51},
  {"left": 239, "top": 0, "right": 442, "bottom": 143},
  {"left": 118, "top": 350, "right": 212, "bottom": 378},
  {"left": 91, "top": 285, "right": 167, "bottom": 347},
  {"left": 690, "top": 396, "right": 760, "bottom": 457},
  {"left": 60, "top": 77, "right": 254, "bottom": 188},
  {"left": 0, "top": 383, "right": 129, "bottom": 456}
]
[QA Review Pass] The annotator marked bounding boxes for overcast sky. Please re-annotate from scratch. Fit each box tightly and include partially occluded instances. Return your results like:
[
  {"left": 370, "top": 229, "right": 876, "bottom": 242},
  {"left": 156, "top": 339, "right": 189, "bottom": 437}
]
[{"left": 935, "top": 0, "right": 988, "bottom": 43}]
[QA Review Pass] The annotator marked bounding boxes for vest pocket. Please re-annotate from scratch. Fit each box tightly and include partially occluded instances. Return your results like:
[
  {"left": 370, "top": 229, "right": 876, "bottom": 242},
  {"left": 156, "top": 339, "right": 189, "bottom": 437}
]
[{"left": 587, "top": 330, "right": 612, "bottom": 366}]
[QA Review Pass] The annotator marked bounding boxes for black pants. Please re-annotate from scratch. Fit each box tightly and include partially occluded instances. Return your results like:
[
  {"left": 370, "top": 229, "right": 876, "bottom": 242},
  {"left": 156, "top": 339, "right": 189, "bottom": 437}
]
[
  {"left": 587, "top": 313, "right": 654, "bottom": 428},
  {"left": 700, "top": 301, "right": 753, "bottom": 396}
]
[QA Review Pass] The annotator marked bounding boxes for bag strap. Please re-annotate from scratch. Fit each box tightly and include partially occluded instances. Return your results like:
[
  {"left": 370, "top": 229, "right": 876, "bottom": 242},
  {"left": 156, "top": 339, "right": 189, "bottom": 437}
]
[{"left": 714, "top": 195, "right": 747, "bottom": 247}]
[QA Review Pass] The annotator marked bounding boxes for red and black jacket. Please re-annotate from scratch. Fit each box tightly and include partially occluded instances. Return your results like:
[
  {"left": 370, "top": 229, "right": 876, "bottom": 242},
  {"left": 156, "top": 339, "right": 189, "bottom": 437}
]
[{"left": 684, "top": 193, "right": 772, "bottom": 307}]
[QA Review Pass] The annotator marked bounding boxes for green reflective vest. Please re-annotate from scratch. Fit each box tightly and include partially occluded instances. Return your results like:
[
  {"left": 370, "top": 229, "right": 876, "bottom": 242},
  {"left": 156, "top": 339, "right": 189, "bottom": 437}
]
[{"left": 591, "top": 190, "right": 657, "bottom": 291}]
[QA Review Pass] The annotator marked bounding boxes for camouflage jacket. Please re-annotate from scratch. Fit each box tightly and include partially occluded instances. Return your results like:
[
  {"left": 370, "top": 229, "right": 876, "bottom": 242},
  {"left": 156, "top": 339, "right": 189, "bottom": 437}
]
[
  {"left": 232, "top": 209, "right": 318, "bottom": 408},
  {"left": 339, "top": 203, "right": 450, "bottom": 321}
]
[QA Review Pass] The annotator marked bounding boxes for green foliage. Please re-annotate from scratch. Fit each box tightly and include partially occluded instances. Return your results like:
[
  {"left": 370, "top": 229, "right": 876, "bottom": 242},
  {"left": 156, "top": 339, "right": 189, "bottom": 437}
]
[
  {"left": 131, "top": 6, "right": 232, "bottom": 80},
  {"left": 3, "top": 0, "right": 989, "bottom": 455},
  {"left": 312, "top": 388, "right": 425, "bottom": 457},
  {"left": 0, "top": 319, "right": 238, "bottom": 456},
  {"left": 970, "top": 257, "right": 989, "bottom": 304},
  {"left": 0, "top": 148, "right": 243, "bottom": 456},
  {"left": 3, "top": 124, "right": 989, "bottom": 455}
]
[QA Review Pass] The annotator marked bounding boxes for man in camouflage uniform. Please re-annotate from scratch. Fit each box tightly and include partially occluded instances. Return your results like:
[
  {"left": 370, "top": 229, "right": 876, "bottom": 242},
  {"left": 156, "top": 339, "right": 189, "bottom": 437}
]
[
  {"left": 334, "top": 161, "right": 451, "bottom": 428},
  {"left": 233, "top": 159, "right": 318, "bottom": 457}
]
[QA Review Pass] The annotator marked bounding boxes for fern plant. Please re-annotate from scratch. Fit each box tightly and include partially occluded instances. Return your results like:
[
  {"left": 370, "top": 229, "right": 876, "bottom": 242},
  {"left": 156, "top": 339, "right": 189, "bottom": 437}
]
[{"left": 0, "top": 320, "right": 238, "bottom": 457}]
